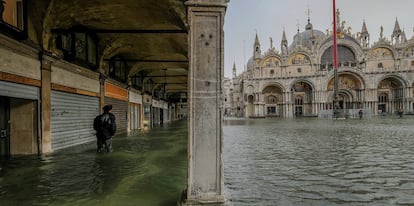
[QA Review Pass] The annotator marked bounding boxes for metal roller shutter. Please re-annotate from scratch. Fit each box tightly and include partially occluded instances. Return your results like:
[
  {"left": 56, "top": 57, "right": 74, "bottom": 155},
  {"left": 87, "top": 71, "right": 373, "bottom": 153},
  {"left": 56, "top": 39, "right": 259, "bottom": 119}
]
[
  {"left": 51, "top": 91, "right": 99, "bottom": 150},
  {"left": 0, "top": 81, "right": 39, "bottom": 100},
  {"left": 104, "top": 97, "right": 128, "bottom": 134}
]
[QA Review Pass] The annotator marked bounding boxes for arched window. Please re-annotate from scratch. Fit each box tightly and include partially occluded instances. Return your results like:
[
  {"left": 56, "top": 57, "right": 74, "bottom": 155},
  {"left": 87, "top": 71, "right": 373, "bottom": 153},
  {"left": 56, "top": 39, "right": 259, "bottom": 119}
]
[{"left": 321, "top": 45, "right": 356, "bottom": 67}]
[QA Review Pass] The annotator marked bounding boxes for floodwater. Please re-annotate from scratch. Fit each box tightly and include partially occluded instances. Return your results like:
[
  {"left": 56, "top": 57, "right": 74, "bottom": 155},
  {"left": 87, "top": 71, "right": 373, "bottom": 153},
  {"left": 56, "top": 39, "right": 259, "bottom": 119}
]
[
  {"left": 223, "top": 116, "right": 414, "bottom": 206},
  {"left": 0, "top": 121, "right": 187, "bottom": 206},
  {"left": 1, "top": 117, "right": 414, "bottom": 206}
]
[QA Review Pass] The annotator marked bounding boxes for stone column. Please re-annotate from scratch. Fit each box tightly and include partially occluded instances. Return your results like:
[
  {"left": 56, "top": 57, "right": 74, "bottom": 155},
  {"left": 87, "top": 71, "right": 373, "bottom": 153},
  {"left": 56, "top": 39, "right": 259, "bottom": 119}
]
[
  {"left": 40, "top": 54, "right": 53, "bottom": 154},
  {"left": 99, "top": 73, "right": 106, "bottom": 111},
  {"left": 184, "top": 0, "right": 228, "bottom": 205}
]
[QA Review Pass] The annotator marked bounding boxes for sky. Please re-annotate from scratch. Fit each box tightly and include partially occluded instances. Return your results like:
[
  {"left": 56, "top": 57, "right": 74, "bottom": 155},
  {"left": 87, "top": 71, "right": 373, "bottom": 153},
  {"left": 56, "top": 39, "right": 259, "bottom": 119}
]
[{"left": 224, "top": 0, "right": 414, "bottom": 77}]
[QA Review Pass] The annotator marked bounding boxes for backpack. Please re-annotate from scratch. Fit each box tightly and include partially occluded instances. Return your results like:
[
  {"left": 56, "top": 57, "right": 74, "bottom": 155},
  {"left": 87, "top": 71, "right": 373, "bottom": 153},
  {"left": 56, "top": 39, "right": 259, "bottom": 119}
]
[
  {"left": 100, "top": 113, "right": 112, "bottom": 128},
  {"left": 93, "top": 113, "right": 112, "bottom": 130}
]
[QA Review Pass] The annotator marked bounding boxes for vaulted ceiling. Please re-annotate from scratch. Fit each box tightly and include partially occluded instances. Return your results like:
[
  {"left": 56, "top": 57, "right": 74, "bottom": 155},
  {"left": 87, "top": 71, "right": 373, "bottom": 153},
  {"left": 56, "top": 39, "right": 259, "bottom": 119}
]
[{"left": 28, "top": 0, "right": 189, "bottom": 99}]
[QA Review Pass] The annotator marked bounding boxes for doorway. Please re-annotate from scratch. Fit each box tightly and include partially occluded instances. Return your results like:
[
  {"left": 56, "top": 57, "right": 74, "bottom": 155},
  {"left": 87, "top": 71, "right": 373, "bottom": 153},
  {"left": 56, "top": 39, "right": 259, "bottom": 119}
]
[{"left": 0, "top": 97, "right": 10, "bottom": 158}]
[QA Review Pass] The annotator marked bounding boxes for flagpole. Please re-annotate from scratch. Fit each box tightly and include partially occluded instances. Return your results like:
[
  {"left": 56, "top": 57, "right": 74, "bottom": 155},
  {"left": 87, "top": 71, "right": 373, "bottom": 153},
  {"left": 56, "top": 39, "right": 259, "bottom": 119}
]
[{"left": 333, "top": 0, "right": 339, "bottom": 118}]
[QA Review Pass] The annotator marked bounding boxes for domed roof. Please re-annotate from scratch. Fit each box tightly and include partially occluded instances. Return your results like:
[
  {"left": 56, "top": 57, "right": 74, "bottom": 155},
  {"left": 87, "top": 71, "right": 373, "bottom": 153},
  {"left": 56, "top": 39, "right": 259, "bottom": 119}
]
[
  {"left": 247, "top": 57, "right": 254, "bottom": 68},
  {"left": 246, "top": 55, "right": 265, "bottom": 69},
  {"left": 289, "top": 29, "right": 326, "bottom": 50}
]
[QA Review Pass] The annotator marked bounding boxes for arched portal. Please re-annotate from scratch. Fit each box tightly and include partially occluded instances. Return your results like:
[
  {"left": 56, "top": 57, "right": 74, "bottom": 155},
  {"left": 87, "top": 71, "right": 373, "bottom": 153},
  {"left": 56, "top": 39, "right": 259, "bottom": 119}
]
[
  {"left": 262, "top": 85, "right": 283, "bottom": 117},
  {"left": 291, "top": 81, "right": 313, "bottom": 116},
  {"left": 327, "top": 73, "right": 364, "bottom": 110},
  {"left": 377, "top": 76, "right": 405, "bottom": 114}
]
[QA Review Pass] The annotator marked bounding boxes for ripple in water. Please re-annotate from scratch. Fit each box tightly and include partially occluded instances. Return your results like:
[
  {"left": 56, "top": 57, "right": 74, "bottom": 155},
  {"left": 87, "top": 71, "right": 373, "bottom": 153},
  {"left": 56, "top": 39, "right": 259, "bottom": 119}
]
[{"left": 224, "top": 117, "right": 414, "bottom": 206}]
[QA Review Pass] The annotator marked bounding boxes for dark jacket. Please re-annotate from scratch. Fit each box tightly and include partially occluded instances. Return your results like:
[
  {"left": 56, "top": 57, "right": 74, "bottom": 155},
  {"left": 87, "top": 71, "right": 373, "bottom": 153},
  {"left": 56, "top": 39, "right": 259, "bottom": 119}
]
[{"left": 94, "top": 112, "right": 117, "bottom": 140}]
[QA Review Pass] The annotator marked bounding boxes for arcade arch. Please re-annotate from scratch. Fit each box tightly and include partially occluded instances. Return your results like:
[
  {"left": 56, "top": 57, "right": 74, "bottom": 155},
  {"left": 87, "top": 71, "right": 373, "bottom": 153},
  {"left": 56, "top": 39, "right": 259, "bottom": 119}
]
[
  {"left": 262, "top": 85, "right": 284, "bottom": 116},
  {"left": 291, "top": 80, "right": 314, "bottom": 116},
  {"left": 327, "top": 73, "right": 364, "bottom": 110},
  {"left": 377, "top": 76, "right": 406, "bottom": 114}
]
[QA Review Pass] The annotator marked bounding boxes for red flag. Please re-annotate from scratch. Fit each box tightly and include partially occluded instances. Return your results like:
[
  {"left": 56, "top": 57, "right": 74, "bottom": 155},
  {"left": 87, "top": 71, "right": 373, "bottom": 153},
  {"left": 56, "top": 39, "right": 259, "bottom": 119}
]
[{"left": 333, "top": 0, "right": 338, "bottom": 70}]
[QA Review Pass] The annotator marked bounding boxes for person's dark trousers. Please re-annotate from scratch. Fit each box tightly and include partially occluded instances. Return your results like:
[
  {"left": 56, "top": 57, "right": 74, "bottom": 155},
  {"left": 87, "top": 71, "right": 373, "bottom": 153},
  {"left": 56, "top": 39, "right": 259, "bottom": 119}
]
[{"left": 97, "top": 137, "right": 113, "bottom": 153}]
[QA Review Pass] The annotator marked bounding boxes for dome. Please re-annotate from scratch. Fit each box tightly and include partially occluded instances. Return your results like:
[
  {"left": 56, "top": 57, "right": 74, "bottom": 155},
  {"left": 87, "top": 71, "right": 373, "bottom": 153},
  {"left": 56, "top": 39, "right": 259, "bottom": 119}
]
[
  {"left": 246, "top": 55, "right": 265, "bottom": 69},
  {"left": 289, "top": 29, "right": 326, "bottom": 50},
  {"left": 247, "top": 57, "right": 254, "bottom": 68}
]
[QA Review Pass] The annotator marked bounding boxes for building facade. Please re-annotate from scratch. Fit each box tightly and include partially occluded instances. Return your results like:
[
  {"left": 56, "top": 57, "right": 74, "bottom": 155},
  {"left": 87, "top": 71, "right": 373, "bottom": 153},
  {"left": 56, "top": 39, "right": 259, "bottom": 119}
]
[{"left": 228, "top": 10, "right": 414, "bottom": 118}]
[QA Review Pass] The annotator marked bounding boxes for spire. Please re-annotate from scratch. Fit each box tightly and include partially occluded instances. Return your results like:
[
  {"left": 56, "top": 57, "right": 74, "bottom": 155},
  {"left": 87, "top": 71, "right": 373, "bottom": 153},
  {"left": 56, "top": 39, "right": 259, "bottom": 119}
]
[
  {"left": 361, "top": 19, "right": 368, "bottom": 34},
  {"left": 392, "top": 18, "right": 402, "bottom": 45},
  {"left": 402, "top": 29, "right": 407, "bottom": 43},
  {"left": 392, "top": 18, "right": 402, "bottom": 36},
  {"left": 360, "top": 19, "right": 370, "bottom": 48},
  {"left": 232, "top": 61, "right": 237, "bottom": 78},
  {"left": 305, "top": 6, "right": 313, "bottom": 30},
  {"left": 282, "top": 29, "right": 287, "bottom": 43},
  {"left": 253, "top": 32, "right": 261, "bottom": 59},
  {"left": 254, "top": 32, "right": 260, "bottom": 46},
  {"left": 281, "top": 29, "right": 288, "bottom": 56}
]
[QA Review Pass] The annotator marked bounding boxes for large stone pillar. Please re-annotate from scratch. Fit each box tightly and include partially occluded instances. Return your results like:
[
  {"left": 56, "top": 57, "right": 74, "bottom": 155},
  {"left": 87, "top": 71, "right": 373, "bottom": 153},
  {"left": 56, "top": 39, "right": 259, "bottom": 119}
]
[
  {"left": 184, "top": 0, "right": 228, "bottom": 205},
  {"left": 40, "top": 54, "right": 53, "bottom": 154}
]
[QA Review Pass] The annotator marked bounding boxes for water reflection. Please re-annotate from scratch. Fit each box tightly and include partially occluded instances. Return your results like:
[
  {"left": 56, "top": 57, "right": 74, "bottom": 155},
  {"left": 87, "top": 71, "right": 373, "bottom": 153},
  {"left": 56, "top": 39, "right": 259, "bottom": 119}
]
[
  {"left": 224, "top": 117, "right": 414, "bottom": 206},
  {"left": 0, "top": 121, "right": 187, "bottom": 206}
]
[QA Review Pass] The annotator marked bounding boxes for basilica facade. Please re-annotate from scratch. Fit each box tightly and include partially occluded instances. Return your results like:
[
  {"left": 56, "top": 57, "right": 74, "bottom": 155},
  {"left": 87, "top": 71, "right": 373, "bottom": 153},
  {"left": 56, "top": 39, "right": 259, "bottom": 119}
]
[{"left": 225, "top": 10, "right": 414, "bottom": 118}]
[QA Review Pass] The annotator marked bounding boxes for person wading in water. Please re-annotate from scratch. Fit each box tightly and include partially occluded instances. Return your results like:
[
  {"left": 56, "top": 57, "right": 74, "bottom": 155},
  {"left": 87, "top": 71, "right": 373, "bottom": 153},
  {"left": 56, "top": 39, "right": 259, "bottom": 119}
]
[{"left": 94, "top": 104, "right": 116, "bottom": 153}]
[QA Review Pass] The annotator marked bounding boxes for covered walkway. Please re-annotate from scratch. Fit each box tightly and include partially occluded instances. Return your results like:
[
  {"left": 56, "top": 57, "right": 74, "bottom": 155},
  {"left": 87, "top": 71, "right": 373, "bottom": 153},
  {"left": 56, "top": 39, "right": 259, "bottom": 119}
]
[{"left": 1, "top": 0, "right": 228, "bottom": 204}]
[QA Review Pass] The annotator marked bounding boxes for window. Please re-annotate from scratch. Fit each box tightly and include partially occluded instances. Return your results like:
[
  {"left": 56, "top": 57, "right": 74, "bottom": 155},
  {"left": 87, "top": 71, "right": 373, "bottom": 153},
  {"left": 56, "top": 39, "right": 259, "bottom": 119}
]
[
  {"left": 109, "top": 57, "right": 128, "bottom": 82},
  {"left": 297, "top": 68, "right": 302, "bottom": 73},
  {"left": 131, "top": 73, "right": 143, "bottom": 90},
  {"left": 378, "top": 62, "right": 383, "bottom": 68},
  {"left": 411, "top": 61, "right": 414, "bottom": 66},
  {"left": 295, "top": 96, "right": 303, "bottom": 105},
  {"left": 378, "top": 94, "right": 387, "bottom": 103},
  {"left": 0, "top": 0, "right": 27, "bottom": 39},
  {"left": 270, "top": 70, "right": 274, "bottom": 76},
  {"left": 144, "top": 79, "right": 153, "bottom": 94},
  {"left": 57, "top": 31, "right": 98, "bottom": 69}
]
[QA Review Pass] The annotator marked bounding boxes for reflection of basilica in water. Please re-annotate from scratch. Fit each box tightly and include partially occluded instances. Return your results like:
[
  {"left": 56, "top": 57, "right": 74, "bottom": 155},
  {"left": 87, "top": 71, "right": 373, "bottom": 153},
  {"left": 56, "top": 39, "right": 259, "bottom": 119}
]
[{"left": 225, "top": 9, "right": 414, "bottom": 118}]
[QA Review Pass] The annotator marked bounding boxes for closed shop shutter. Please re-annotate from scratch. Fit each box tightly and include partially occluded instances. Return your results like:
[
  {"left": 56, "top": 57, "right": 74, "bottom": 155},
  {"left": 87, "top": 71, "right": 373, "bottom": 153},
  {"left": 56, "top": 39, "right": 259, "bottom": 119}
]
[
  {"left": 105, "top": 97, "right": 128, "bottom": 134},
  {"left": 129, "top": 103, "right": 141, "bottom": 130},
  {"left": 0, "top": 81, "right": 39, "bottom": 100},
  {"left": 51, "top": 91, "right": 99, "bottom": 150}
]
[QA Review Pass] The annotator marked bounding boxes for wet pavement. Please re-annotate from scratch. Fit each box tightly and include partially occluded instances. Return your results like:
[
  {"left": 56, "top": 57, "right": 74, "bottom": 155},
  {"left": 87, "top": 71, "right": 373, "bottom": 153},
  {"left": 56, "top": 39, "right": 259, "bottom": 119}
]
[{"left": 0, "top": 121, "right": 187, "bottom": 206}]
